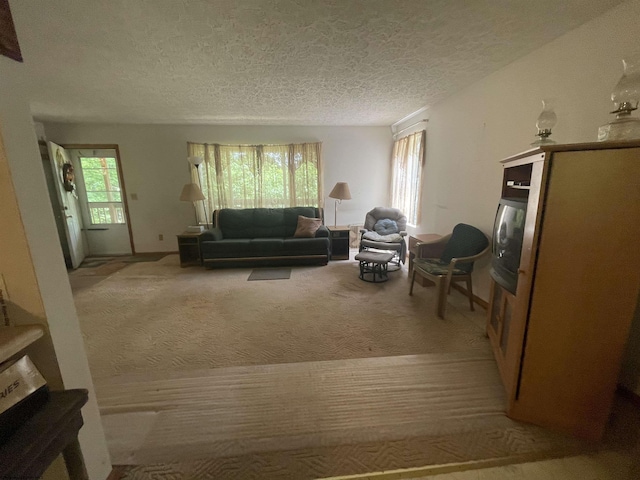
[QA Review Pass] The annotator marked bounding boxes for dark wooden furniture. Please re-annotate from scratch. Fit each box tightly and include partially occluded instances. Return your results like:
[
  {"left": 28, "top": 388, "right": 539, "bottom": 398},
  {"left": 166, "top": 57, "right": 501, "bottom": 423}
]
[
  {"left": 487, "top": 141, "right": 640, "bottom": 441},
  {"left": 327, "top": 225, "right": 350, "bottom": 260},
  {"left": 177, "top": 232, "right": 203, "bottom": 267},
  {"left": 0, "top": 389, "right": 89, "bottom": 479}
]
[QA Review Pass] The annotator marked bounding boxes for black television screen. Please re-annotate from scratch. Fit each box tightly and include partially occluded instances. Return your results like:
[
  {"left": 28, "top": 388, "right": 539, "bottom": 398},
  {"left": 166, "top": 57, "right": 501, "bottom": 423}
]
[{"left": 490, "top": 198, "right": 527, "bottom": 294}]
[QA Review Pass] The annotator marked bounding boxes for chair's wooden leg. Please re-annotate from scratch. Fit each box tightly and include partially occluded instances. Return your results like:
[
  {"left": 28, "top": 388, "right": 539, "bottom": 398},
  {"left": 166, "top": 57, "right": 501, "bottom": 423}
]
[
  {"left": 466, "top": 276, "right": 474, "bottom": 311},
  {"left": 409, "top": 270, "right": 416, "bottom": 295},
  {"left": 437, "top": 277, "right": 448, "bottom": 318}
]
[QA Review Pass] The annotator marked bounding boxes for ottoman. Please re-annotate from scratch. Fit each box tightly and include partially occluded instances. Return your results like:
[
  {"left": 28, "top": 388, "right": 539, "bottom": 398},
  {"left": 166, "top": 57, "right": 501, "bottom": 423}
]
[{"left": 355, "top": 251, "right": 394, "bottom": 283}]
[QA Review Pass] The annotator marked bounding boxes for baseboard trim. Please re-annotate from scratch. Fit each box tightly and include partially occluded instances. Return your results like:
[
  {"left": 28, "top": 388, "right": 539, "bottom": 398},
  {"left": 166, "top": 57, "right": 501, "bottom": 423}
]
[
  {"left": 134, "top": 251, "right": 177, "bottom": 255},
  {"left": 617, "top": 384, "right": 640, "bottom": 408},
  {"left": 451, "top": 283, "right": 488, "bottom": 309}
]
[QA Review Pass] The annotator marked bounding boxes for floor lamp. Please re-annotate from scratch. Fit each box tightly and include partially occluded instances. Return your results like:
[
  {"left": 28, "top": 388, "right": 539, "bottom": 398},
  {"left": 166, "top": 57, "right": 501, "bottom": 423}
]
[
  {"left": 328, "top": 182, "right": 351, "bottom": 227},
  {"left": 187, "top": 155, "right": 210, "bottom": 229}
]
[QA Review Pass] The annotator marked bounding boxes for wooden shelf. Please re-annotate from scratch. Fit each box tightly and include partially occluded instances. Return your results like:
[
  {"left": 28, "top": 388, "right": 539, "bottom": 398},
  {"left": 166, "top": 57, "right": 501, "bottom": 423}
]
[
  {"left": 502, "top": 163, "right": 533, "bottom": 199},
  {"left": 0, "top": 325, "right": 45, "bottom": 363}
]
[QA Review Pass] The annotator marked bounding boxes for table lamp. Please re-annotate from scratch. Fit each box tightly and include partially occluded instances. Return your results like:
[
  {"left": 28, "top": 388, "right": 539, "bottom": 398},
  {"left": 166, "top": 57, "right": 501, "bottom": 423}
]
[{"left": 179, "top": 183, "right": 206, "bottom": 232}]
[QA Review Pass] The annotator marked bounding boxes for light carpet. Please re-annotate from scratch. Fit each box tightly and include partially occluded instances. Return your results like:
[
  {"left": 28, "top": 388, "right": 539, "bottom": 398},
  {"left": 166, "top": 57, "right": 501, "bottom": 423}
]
[
  {"left": 247, "top": 267, "right": 292, "bottom": 281},
  {"left": 102, "top": 352, "right": 587, "bottom": 479},
  {"left": 74, "top": 254, "right": 488, "bottom": 379},
  {"left": 72, "top": 255, "right": 589, "bottom": 479}
]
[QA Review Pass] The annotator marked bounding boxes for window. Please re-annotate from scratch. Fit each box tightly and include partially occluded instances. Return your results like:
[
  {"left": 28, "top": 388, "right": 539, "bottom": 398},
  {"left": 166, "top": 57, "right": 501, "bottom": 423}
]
[
  {"left": 187, "top": 142, "right": 323, "bottom": 223},
  {"left": 390, "top": 130, "right": 425, "bottom": 226},
  {"left": 78, "top": 157, "right": 125, "bottom": 224}
]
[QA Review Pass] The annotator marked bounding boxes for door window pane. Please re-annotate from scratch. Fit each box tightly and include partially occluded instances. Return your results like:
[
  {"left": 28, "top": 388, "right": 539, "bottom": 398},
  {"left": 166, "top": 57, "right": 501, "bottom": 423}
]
[{"left": 79, "top": 157, "right": 125, "bottom": 224}]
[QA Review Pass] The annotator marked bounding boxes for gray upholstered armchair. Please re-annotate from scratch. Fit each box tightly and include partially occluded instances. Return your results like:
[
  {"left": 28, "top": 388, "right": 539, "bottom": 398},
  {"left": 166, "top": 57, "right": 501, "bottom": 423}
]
[{"left": 359, "top": 207, "right": 408, "bottom": 267}]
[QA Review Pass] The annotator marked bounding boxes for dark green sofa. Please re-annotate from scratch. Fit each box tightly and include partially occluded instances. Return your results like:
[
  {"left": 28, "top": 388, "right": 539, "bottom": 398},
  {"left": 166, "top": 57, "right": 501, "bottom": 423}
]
[{"left": 201, "top": 207, "right": 330, "bottom": 268}]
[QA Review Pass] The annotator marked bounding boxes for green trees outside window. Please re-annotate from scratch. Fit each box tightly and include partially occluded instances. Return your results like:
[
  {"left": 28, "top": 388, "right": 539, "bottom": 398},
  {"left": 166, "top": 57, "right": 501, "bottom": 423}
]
[
  {"left": 187, "top": 142, "right": 323, "bottom": 224},
  {"left": 79, "top": 157, "right": 125, "bottom": 224}
]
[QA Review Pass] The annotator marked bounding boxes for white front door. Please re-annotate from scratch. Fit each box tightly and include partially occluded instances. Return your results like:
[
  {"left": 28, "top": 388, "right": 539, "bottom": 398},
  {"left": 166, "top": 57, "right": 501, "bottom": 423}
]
[
  {"left": 69, "top": 148, "right": 132, "bottom": 256},
  {"left": 47, "top": 142, "right": 88, "bottom": 268}
]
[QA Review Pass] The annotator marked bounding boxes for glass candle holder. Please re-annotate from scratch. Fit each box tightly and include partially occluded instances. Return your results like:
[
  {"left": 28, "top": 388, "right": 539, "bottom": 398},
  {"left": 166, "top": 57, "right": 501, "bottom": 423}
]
[
  {"left": 598, "top": 58, "right": 640, "bottom": 141},
  {"left": 531, "top": 99, "right": 557, "bottom": 146}
]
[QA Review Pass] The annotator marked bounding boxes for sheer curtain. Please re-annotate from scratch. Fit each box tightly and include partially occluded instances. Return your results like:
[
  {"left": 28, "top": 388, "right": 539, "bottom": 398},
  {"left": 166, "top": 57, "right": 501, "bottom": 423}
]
[
  {"left": 390, "top": 130, "right": 426, "bottom": 225},
  {"left": 288, "top": 142, "right": 324, "bottom": 208},
  {"left": 187, "top": 142, "right": 323, "bottom": 224}
]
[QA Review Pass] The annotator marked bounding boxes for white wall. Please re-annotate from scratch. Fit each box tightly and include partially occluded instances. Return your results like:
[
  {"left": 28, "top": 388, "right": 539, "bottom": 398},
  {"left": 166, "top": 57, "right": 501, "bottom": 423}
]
[
  {"left": 0, "top": 56, "right": 112, "bottom": 479},
  {"left": 397, "top": 0, "right": 640, "bottom": 300},
  {"left": 43, "top": 124, "right": 393, "bottom": 250},
  {"left": 396, "top": 0, "right": 640, "bottom": 393}
]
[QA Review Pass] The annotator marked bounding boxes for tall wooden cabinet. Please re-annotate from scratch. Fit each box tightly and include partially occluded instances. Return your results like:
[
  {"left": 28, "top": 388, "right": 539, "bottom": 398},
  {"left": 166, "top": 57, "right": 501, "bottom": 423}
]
[{"left": 487, "top": 141, "right": 640, "bottom": 441}]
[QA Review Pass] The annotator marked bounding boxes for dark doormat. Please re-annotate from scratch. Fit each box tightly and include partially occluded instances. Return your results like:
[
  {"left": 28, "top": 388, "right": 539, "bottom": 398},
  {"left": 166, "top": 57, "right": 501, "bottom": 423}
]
[
  {"left": 79, "top": 260, "right": 109, "bottom": 268},
  {"left": 121, "top": 254, "right": 168, "bottom": 263},
  {"left": 248, "top": 268, "right": 292, "bottom": 281}
]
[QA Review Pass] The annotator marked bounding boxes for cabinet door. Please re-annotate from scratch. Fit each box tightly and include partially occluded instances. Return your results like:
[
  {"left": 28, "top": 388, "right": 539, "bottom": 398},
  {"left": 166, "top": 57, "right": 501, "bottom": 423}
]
[
  {"left": 487, "top": 280, "right": 519, "bottom": 396},
  {"left": 487, "top": 280, "right": 503, "bottom": 341},
  {"left": 499, "top": 292, "right": 515, "bottom": 358}
]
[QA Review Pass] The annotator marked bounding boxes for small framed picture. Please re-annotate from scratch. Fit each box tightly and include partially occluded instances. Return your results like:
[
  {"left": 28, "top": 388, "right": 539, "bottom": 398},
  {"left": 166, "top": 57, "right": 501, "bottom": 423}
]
[{"left": 0, "top": 0, "right": 23, "bottom": 63}]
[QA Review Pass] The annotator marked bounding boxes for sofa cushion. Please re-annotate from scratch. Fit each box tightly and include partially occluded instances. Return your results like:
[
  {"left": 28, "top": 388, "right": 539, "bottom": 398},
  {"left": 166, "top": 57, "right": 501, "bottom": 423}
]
[
  {"left": 218, "top": 207, "right": 321, "bottom": 239},
  {"left": 294, "top": 215, "right": 322, "bottom": 238},
  {"left": 200, "top": 238, "right": 251, "bottom": 257},
  {"left": 249, "top": 238, "right": 284, "bottom": 255},
  {"left": 283, "top": 237, "right": 330, "bottom": 254},
  {"left": 218, "top": 209, "right": 285, "bottom": 239},
  {"left": 414, "top": 258, "right": 468, "bottom": 276},
  {"left": 315, "top": 225, "right": 329, "bottom": 238}
]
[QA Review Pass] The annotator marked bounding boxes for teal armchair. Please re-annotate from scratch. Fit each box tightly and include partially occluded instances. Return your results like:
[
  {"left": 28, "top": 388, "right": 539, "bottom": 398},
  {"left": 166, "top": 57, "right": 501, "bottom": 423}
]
[{"left": 409, "top": 223, "right": 489, "bottom": 318}]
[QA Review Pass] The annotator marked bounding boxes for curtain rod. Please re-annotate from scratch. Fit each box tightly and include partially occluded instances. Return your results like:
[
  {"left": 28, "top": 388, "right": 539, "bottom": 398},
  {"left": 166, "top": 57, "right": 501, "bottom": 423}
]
[{"left": 393, "top": 119, "right": 428, "bottom": 137}]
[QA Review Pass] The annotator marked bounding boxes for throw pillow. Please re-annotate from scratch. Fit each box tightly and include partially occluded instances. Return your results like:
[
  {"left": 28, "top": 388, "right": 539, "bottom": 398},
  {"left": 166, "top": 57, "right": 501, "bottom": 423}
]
[
  {"left": 294, "top": 215, "right": 322, "bottom": 238},
  {"left": 374, "top": 218, "right": 398, "bottom": 235}
]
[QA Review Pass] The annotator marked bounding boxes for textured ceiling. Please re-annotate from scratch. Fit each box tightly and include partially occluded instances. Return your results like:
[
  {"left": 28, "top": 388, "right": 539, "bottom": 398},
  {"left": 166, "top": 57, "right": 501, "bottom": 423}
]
[{"left": 11, "top": 0, "right": 623, "bottom": 126}]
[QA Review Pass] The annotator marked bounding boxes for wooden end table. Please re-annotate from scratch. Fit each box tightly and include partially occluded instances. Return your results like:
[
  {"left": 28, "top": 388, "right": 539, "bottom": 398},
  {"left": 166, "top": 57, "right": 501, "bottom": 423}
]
[
  {"left": 177, "top": 232, "right": 203, "bottom": 267},
  {"left": 327, "top": 225, "right": 350, "bottom": 260}
]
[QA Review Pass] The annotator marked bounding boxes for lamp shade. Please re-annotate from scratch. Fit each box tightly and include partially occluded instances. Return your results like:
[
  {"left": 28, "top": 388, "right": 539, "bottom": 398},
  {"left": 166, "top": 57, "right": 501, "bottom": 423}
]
[
  {"left": 179, "top": 183, "right": 205, "bottom": 202},
  {"left": 187, "top": 156, "right": 204, "bottom": 167},
  {"left": 328, "top": 182, "right": 351, "bottom": 200}
]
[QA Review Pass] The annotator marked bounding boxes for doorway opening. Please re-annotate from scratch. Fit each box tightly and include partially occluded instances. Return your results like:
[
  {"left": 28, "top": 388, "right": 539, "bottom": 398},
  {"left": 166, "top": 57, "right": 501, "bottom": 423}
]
[
  {"left": 68, "top": 147, "right": 134, "bottom": 257},
  {"left": 40, "top": 143, "right": 134, "bottom": 268}
]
